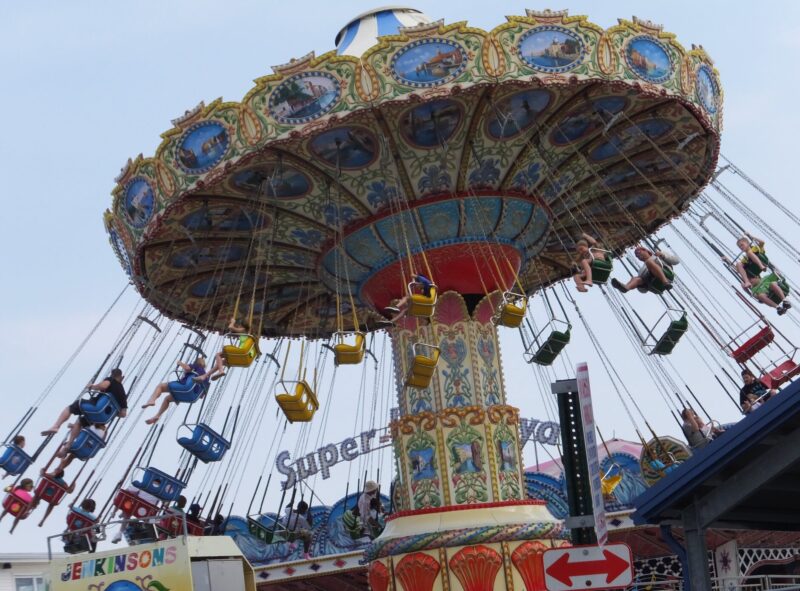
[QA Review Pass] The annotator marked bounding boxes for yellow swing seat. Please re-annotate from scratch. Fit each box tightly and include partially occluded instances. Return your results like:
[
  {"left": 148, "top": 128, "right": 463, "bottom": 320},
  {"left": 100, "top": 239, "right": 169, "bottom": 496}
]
[
  {"left": 407, "top": 282, "right": 438, "bottom": 318},
  {"left": 406, "top": 343, "right": 440, "bottom": 389},
  {"left": 493, "top": 291, "right": 527, "bottom": 328},
  {"left": 223, "top": 333, "right": 260, "bottom": 368},
  {"left": 333, "top": 332, "right": 366, "bottom": 365},
  {"left": 275, "top": 380, "right": 319, "bottom": 423},
  {"left": 600, "top": 464, "right": 623, "bottom": 496}
]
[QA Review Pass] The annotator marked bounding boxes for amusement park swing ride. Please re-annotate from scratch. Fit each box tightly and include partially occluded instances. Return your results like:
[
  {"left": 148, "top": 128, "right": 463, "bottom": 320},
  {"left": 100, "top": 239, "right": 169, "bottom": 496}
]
[{"left": 5, "top": 4, "right": 800, "bottom": 590}]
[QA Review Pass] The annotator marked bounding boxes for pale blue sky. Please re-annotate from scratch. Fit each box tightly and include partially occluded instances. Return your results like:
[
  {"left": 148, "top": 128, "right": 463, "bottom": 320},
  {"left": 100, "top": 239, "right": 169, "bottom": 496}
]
[{"left": 1, "top": 1, "right": 799, "bottom": 553}]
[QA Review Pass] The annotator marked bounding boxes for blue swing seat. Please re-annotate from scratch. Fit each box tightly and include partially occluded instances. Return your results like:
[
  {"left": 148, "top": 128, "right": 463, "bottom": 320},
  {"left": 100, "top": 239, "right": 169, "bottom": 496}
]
[
  {"left": 79, "top": 393, "right": 121, "bottom": 425},
  {"left": 0, "top": 444, "right": 33, "bottom": 476},
  {"left": 168, "top": 373, "right": 208, "bottom": 404},
  {"left": 68, "top": 429, "right": 106, "bottom": 460},
  {"left": 177, "top": 423, "right": 230, "bottom": 463},
  {"left": 132, "top": 467, "right": 186, "bottom": 502}
]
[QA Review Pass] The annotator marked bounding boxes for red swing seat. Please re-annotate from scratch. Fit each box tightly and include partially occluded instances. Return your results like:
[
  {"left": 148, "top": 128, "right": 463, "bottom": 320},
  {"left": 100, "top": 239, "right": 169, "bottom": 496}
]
[
  {"left": 730, "top": 325, "right": 775, "bottom": 364},
  {"left": 113, "top": 488, "right": 160, "bottom": 519},
  {"left": 760, "top": 357, "right": 800, "bottom": 389}
]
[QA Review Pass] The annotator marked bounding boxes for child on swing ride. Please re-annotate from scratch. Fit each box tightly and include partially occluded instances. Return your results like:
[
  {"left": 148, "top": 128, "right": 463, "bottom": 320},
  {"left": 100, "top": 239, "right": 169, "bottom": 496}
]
[
  {"left": 734, "top": 234, "right": 791, "bottom": 315},
  {"left": 142, "top": 357, "right": 210, "bottom": 424},
  {"left": 611, "top": 245, "right": 678, "bottom": 294},
  {"left": 199, "top": 318, "right": 252, "bottom": 382},
  {"left": 572, "top": 233, "right": 603, "bottom": 292},
  {"left": 382, "top": 273, "right": 433, "bottom": 324}
]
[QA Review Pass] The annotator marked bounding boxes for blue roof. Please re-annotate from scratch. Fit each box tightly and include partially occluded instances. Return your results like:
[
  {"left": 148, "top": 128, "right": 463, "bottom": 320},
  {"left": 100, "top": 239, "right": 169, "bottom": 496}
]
[{"left": 633, "top": 377, "right": 800, "bottom": 525}]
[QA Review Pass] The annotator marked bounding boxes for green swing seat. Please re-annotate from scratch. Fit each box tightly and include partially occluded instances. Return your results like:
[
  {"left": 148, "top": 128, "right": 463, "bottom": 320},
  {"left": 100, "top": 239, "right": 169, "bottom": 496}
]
[
  {"left": 646, "top": 265, "right": 675, "bottom": 295},
  {"left": 650, "top": 313, "right": 689, "bottom": 356},
  {"left": 527, "top": 326, "right": 572, "bottom": 366},
  {"left": 247, "top": 516, "right": 288, "bottom": 544},
  {"left": 768, "top": 277, "right": 791, "bottom": 305},
  {"left": 590, "top": 252, "right": 614, "bottom": 284}
]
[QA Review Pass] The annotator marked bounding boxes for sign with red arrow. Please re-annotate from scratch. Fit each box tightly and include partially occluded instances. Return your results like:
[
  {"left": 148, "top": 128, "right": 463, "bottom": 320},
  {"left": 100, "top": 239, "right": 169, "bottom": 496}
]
[{"left": 543, "top": 544, "right": 634, "bottom": 590}]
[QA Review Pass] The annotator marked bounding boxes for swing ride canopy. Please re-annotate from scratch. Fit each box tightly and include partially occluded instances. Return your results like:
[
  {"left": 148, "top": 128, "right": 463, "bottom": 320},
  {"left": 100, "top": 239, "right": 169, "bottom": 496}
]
[{"left": 104, "top": 7, "right": 722, "bottom": 338}]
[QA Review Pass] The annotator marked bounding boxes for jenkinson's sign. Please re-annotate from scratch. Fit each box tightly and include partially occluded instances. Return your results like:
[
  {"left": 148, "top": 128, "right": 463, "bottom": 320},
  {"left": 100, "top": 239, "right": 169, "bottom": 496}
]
[
  {"left": 53, "top": 541, "right": 190, "bottom": 591},
  {"left": 276, "top": 418, "right": 560, "bottom": 488}
]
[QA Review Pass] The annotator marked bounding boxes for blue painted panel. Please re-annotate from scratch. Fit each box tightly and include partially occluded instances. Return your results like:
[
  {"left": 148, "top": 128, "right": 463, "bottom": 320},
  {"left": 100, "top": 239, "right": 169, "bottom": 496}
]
[
  {"left": 495, "top": 199, "right": 533, "bottom": 240},
  {"left": 420, "top": 201, "right": 460, "bottom": 243},
  {"left": 374, "top": 211, "right": 421, "bottom": 253},
  {"left": 344, "top": 226, "right": 392, "bottom": 268},
  {"left": 517, "top": 207, "right": 550, "bottom": 248},
  {"left": 463, "top": 198, "right": 502, "bottom": 238}
]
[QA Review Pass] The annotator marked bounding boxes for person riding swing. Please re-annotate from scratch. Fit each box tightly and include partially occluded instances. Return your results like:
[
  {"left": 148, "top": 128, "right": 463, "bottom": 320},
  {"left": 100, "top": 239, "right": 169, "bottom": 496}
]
[{"left": 612, "top": 246, "right": 678, "bottom": 294}]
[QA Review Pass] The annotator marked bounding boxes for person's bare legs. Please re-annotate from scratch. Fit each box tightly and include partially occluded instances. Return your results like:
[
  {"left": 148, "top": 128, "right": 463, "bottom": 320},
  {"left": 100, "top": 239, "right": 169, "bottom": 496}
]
[
  {"left": 201, "top": 352, "right": 226, "bottom": 381},
  {"left": 769, "top": 281, "right": 786, "bottom": 302},
  {"left": 644, "top": 257, "right": 670, "bottom": 285},
  {"left": 757, "top": 294, "right": 779, "bottom": 308},
  {"left": 56, "top": 418, "right": 81, "bottom": 458},
  {"left": 142, "top": 383, "right": 169, "bottom": 409},
  {"left": 580, "top": 259, "right": 593, "bottom": 287},
  {"left": 573, "top": 273, "right": 588, "bottom": 293},
  {"left": 41, "top": 407, "right": 72, "bottom": 436},
  {"left": 145, "top": 395, "right": 174, "bottom": 425}
]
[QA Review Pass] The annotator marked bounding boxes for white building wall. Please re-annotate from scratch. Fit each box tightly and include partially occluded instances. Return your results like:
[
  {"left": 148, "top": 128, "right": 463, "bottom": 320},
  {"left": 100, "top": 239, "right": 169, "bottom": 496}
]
[{"left": 0, "top": 555, "right": 63, "bottom": 591}]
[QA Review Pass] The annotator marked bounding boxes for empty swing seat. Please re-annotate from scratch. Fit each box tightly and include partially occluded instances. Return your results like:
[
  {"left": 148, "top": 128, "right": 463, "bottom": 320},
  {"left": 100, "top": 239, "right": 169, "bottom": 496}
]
[
  {"left": 223, "top": 334, "right": 260, "bottom": 368},
  {"left": 68, "top": 428, "right": 106, "bottom": 461},
  {"left": 651, "top": 314, "right": 689, "bottom": 356},
  {"left": 407, "top": 345, "right": 440, "bottom": 389},
  {"left": 527, "top": 326, "right": 571, "bottom": 366},
  {"left": 35, "top": 475, "right": 69, "bottom": 506},
  {"left": 0, "top": 444, "right": 33, "bottom": 476},
  {"left": 333, "top": 332, "right": 366, "bottom": 365},
  {"left": 178, "top": 423, "right": 230, "bottom": 463},
  {"left": 493, "top": 292, "right": 527, "bottom": 328},
  {"left": 248, "top": 516, "right": 287, "bottom": 544},
  {"left": 590, "top": 252, "right": 614, "bottom": 284},
  {"left": 408, "top": 283, "right": 438, "bottom": 318},
  {"left": 731, "top": 326, "right": 775, "bottom": 364},
  {"left": 760, "top": 358, "right": 800, "bottom": 389},
  {"left": 601, "top": 467, "right": 623, "bottom": 496},
  {"left": 276, "top": 381, "right": 319, "bottom": 422},
  {"left": 168, "top": 375, "right": 208, "bottom": 404},
  {"left": 79, "top": 392, "right": 121, "bottom": 425},
  {"left": 132, "top": 467, "right": 187, "bottom": 503},
  {"left": 113, "top": 488, "right": 159, "bottom": 519}
]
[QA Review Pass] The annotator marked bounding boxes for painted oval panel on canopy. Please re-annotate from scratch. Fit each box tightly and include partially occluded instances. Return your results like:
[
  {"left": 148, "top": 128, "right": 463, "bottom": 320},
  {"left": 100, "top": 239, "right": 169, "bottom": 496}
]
[
  {"left": 176, "top": 122, "right": 230, "bottom": 173},
  {"left": 486, "top": 89, "right": 551, "bottom": 140},
  {"left": 123, "top": 178, "right": 155, "bottom": 229},
  {"left": 269, "top": 71, "right": 341, "bottom": 124},
  {"left": 518, "top": 25, "right": 586, "bottom": 73},
  {"left": 696, "top": 65, "right": 719, "bottom": 114},
  {"left": 391, "top": 38, "right": 467, "bottom": 87},
  {"left": 625, "top": 36, "right": 673, "bottom": 83}
]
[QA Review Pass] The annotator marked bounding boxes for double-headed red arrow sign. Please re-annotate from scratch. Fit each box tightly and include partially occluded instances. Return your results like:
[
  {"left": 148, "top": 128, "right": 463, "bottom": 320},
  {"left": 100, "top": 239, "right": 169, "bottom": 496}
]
[{"left": 542, "top": 544, "right": 634, "bottom": 590}]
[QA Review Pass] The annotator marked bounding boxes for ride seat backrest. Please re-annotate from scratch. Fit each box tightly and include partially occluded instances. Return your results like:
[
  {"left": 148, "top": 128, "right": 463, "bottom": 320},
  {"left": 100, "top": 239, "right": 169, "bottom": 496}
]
[
  {"left": 647, "top": 265, "right": 676, "bottom": 294},
  {"left": 2, "top": 491, "right": 32, "bottom": 517},
  {"left": 408, "top": 285, "right": 438, "bottom": 318},
  {"left": 276, "top": 381, "right": 319, "bottom": 411},
  {"left": 731, "top": 326, "right": 775, "bottom": 364},
  {"left": 35, "top": 475, "right": 69, "bottom": 504},
  {"left": 133, "top": 467, "right": 186, "bottom": 503},
  {"left": 79, "top": 393, "right": 121, "bottom": 425},
  {"left": 761, "top": 359, "right": 800, "bottom": 389},
  {"left": 529, "top": 327, "right": 571, "bottom": 366},
  {"left": 652, "top": 315, "right": 689, "bottom": 356},
  {"left": 69, "top": 428, "right": 107, "bottom": 460},
  {"left": 223, "top": 335, "right": 260, "bottom": 367},
  {"left": 334, "top": 333, "right": 366, "bottom": 364},
  {"left": 590, "top": 252, "right": 613, "bottom": 284},
  {"left": 0, "top": 444, "right": 33, "bottom": 476},
  {"left": 768, "top": 278, "right": 791, "bottom": 304},
  {"left": 113, "top": 488, "right": 159, "bottom": 519}
]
